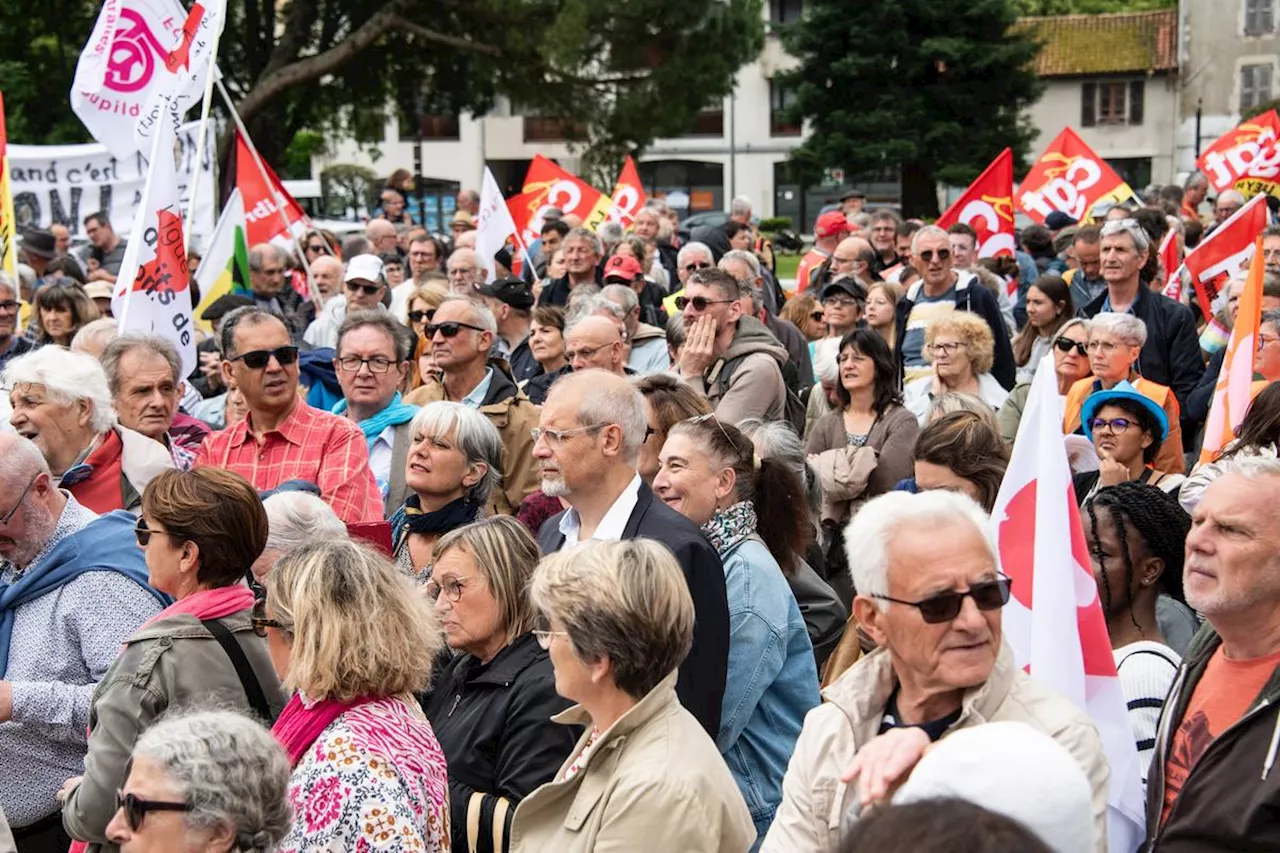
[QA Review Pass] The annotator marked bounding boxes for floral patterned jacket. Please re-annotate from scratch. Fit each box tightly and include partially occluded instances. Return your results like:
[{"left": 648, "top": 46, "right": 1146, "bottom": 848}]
[{"left": 279, "top": 695, "right": 451, "bottom": 852}]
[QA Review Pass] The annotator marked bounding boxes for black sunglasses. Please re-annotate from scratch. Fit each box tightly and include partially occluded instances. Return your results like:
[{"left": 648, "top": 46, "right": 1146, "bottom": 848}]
[
  {"left": 675, "top": 295, "right": 735, "bottom": 311},
  {"left": 918, "top": 248, "right": 951, "bottom": 263},
  {"left": 116, "top": 791, "right": 191, "bottom": 832},
  {"left": 868, "top": 575, "right": 1012, "bottom": 624},
  {"left": 306, "top": 243, "right": 328, "bottom": 254},
  {"left": 228, "top": 346, "right": 299, "bottom": 369},
  {"left": 683, "top": 262, "right": 712, "bottom": 273},
  {"left": 345, "top": 281, "right": 384, "bottom": 297},
  {"left": 408, "top": 309, "right": 436, "bottom": 324},
  {"left": 134, "top": 517, "right": 179, "bottom": 548},
  {"left": 810, "top": 310, "right": 826, "bottom": 322},
  {"left": 1054, "top": 337, "right": 1088, "bottom": 357},
  {"left": 426, "top": 321, "right": 487, "bottom": 339}
]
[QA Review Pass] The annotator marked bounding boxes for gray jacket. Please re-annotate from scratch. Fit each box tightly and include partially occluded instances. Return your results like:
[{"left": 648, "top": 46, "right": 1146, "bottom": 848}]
[
  {"left": 62, "top": 609, "right": 286, "bottom": 852},
  {"left": 385, "top": 419, "right": 415, "bottom": 519}
]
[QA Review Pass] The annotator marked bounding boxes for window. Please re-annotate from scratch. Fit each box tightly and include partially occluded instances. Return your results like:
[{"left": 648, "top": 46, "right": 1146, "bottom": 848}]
[
  {"left": 398, "top": 114, "right": 460, "bottom": 142},
  {"left": 1246, "top": 0, "right": 1276, "bottom": 35},
  {"left": 771, "top": 81, "right": 801, "bottom": 136},
  {"left": 769, "top": 0, "right": 803, "bottom": 25},
  {"left": 1080, "top": 80, "right": 1144, "bottom": 127},
  {"left": 523, "top": 117, "right": 586, "bottom": 142},
  {"left": 1242, "top": 64, "right": 1275, "bottom": 112},
  {"left": 681, "top": 107, "right": 725, "bottom": 138}
]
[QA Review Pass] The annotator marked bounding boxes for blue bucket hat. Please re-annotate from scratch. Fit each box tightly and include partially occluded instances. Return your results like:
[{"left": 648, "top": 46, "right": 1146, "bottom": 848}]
[{"left": 1080, "top": 380, "right": 1169, "bottom": 443}]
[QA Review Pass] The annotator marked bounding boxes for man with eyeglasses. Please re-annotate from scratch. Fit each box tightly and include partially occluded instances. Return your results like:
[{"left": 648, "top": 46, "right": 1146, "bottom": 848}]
[
  {"left": 0, "top": 274, "right": 33, "bottom": 372},
  {"left": 304, "top": 254, "right": 389, "bottom": 349},
  {"left": 248, "top": 244, "right": 312, "bottom": 344},
  {"left": 1211, "top": 189, "right": 1246, "bottom": 231},
  {"left": 0, "top": 434, "right": 164, "bottom": 850},
  {"left": 445, "top": 247, "right": 484, "bottom": 295},
  {"left": 195, "top": 306, "right": 382, "bottom": 523},
  {"left": 1262, "top": 225, "right": 1280, "bottom": 278},
  {"left": 765, "top": 489, "right": 1109, "bottom": 852},
  {"left": 1254, "top": 309, "right": 1280, "bottom": 386},
  {"left": 659, "top": 241, "right": 717, "bottom": 318},
  {"left": 404, "top": 297, "right": 539, "bottom": 516},
  {"left": 564, "top": 315, "right": 627, "bottom": 376},
  {"left": 388, "top": 235, "right": 444, "bottom": 318},
  {"left": 536, "top": 228, "right": 603, "bottom": 308}
]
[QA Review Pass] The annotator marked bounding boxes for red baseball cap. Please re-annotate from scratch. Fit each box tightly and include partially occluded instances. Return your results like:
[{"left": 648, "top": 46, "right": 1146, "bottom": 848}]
[
  {"left": 814, "top": 210, "right": 852, "bottom": 238},
  {"left": 603, "top": 255, "right": 644, "bottom": 281}
]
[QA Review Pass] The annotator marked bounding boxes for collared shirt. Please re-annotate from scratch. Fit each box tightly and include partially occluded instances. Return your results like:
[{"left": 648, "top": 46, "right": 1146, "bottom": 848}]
[
  {"left": 0, "top": 496, "right": 162, "bottom": 828},
  {"left": 557, "top": 473, "right": 643, "bottom": 549},
  {"left": 369, "top": 424, "right": 396, "bottom": 497},
  {"left": 195, "top": 399, "right": 382, "bottom": 523},
  {"left": 460, "top": 368, "right": 495, "bottom": 409}
]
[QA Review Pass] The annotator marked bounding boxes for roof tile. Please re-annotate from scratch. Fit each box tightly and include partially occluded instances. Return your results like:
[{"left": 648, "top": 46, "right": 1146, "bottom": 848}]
[{"left": 1017, "top": 10, "right": 1178, "bottom": 77}]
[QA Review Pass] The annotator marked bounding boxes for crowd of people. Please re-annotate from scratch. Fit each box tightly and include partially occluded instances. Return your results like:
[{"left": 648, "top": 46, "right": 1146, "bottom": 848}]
[{"left": 0, "top": 175, "right": 1276, "bottom": 853}]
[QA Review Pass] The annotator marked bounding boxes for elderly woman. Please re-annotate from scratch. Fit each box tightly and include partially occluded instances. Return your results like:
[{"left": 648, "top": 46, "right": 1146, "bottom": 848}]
[
  {"left": 103, "top": 710, "right": 291, "bottom": 853},
  {"left": 1012, "top": 274, "right": 1074, "bottom": 385},
  {"left": 510, "top": 540, "right": 755, "bottom": 852},
  {"left": 33, "top": 282, "right": 99, "bottom": 347},
  {"left": 62, "top": 469, "right": 286, "bottom": 851},
  {"left": 420, "top": 517, "right": 576, "bottom": 852},
  {"left": 1064, "top": 312, "right": 1184, "bottom": 475},
  {"left": 903, "top": 312, "right": 1009, "bottom": 424},
  {"left": 524, "top": 305, "right": 569, "bottom": 405},
  {"left": 634, "top": 372, "right": 714, "bottom": 483},
  {"left": 390, "top": 401, "right": 504, "bottom": 579},
  {"left": 262, "top": 539, "right": 450, "bottom": 851},
  {"left": 998, "top": 317, "right": 1092, "bottom": 444},
  {"left": 251, "top": 490, "right": 348, "bottom": 582},
  {"left": 654, "top": 417, "right": 820, "bottom": 841},
  {"left": 1072, "top": 381, "right": 1185, "bottom": 505}
]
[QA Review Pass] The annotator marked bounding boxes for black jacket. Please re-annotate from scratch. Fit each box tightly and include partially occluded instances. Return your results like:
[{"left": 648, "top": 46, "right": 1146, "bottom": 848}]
[
  {"left": 523, "top": 365, "right": 569, "bottom": 406},
  {"left": 507, "top": 336, "right": 541, "bottom": 384},
  {"left": 536, "top": 480, "right": 730, "bottom": 737},
  {"left": 1186, "top": 346, "right": 1226, "bottom": 424},
  {"left": 537, "top": 269, "right": 604, "bottom": 308},
  {"left": 894, "top": 273, "right": 1018, "bottom": 390},
  {"left": 421, "top": 634, "right": 576, "bottom": 853},
  {"left": 1080, "top": 286, "right": 1204, "bottom": 415}
]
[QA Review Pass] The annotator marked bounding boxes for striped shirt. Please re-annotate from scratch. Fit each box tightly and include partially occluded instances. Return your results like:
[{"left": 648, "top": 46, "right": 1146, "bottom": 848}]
[{"left": 1115, "top": 640, "right": 1181, "bottom": 790}]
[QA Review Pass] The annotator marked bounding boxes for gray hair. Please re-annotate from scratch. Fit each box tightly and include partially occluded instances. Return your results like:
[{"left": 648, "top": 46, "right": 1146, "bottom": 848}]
[
  {"left": 911, "top": 224, "right": 950, "bottom": 254},
  {"left": 851, "top": 212, "right": 873, "bottom": 231},
  {"left": 1218, "top": 189, "right": 1247, "bottom": 208},
  {"left": 0, "top": 271, "right": 16, "bottom": 298},
  {"left": 262, "top": 491, "right": 347, "bottom": 556},
  {"left": 813, "top": 338, "right": 840, "bottom": 385},
  {"left": 553, "top": 371, "right": 648, "bottom": 464},
  {"left": 0, "top": 435, "right": 51, "bottom": 483},
  {"left": 69, "top": 317, "right": 119, "bottom": 357},
  {"left": 720, "top": 248, "right": 762, "bottom": 280},
  {"left": 219, "top": 306, "right": 287, "bottom": 357},
  {"left": 1222, "top": 455, "right": 1280, "bottom": 482},
  {"left": 730, "top": 196, "right": 753, "bottom": 218},
  {"left": 1099, "top": 218, "right": 1151, "bottom": 253},
  {"left": 409, "top": 402, "right": 504, "bottom": 506},
  {"left": 578, "top": 296, "right": 627, "bottom": 325},
  {"left": 677, "top": 241, "right": 714, "bottom": 268},
  {"left": 132, "top": 710, "right": 292, "bottom": 853},
  {"left": 1262, "top": 308, "right": 1280, "bottom": 332},
  {"left": 600, "top": 284, "right": 639, "bottom": 316},
  {"left": 1089, "top": 311, "right": 1148, "bottom": 347},
  {"left": 665, "top": 312, "right": 687, "bottom": 349},
  {"left": 1, "top": 347, "right": 117, "bottom": 433},
  {"left": 928, "top": 392, "right": 1002, "bottom": 431},
  {"left": 1185, "top": 172, "right": 1209, "bottom": 190},
  {"left": 847, "top": 490, "right": 1000, "bottom": 610},
  {"left": 565, "top": 227, "right": 603, "bottom": 257},
  {"left": 337, "top": 310, "right": 415, "bottom": 362},
  {"left": 737, "top": 417, "right": 822, "bottom": 523},
  {"left": 597, "top": 221, "right": 624, "bottom": 248},
  {"left": 101, "top": 332, "right": 181, "bottom": 396},
  {"left": 248, "top": 243, "right": 287, "bottom": 273},
  {"left": 439, "top": 296, "right": 497, "bottom": 335}
]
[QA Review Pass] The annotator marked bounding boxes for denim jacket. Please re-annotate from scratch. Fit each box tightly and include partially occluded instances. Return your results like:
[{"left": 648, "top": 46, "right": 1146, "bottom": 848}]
[{"left": 717, "top": 534, "right": 821, "bottom": 844}]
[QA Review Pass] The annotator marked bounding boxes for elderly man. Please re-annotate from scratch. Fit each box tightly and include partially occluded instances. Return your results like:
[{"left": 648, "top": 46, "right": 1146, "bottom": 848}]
[
  {"left": 1262, "top": 225, "right": 1280, "bottom": 278},
  {"left": 819, "top": 236, "right": 877, "bottom": 293},
  {"left": 1079, "top": 219, "right": 1202, "bottom": 412},
  {"left": 0, "top": 275, "right": 33, "bottom": 371},
  {"left": 565, "top": 315, "right": 627, "bottom": 376},
  {"left": 101, "top": 334, "right": 210, "bottom": 471},
  {"left": 538, "top": 228, "right": 603, "bottom": 307},
  {"left": 445, "top": 247, "right": 483, "bottom": 295},
  {"left": 248, "top": 243, "right": 311, "bottom": 341},
  {"left": 457, "top": 188, "right": 481, "bottom": 217},
  {"left": 304, "top": 254, "right": 387, "bottom": 349},
  {"left": 309, "top": 254, "right": 343, "bottom": 305},
  {"left": 82, "top": 212, "right": 126, "bottom": 282},
  {"left": 1212, "top": 189, "right": 1246, "bottom": 229},
  {"left": 632, "top": 207, "right": 678, "bottom": 285},
  {"left": 659, "top": 241, "right": 717, "bottom": 317},
  {"left": 1182, "top": 173, "right": 1209, "bottom": 222},
  {"left": 331, "top": 311, "right": 419, "bottom": 515},
  {"left": 4, "top": 348, "right": 173, "bottom": 514},
  {"left": 365, "top": 218, "right": 400, "bottom": 258},
  {"left": 533, "top": 370, "right": 729, "bottom": 736},
  {"left": 404, "top": 297, "right": 538, "bottom": 516},
  {"left": 601, "top": 283, "right": 669, "bottom": 374},
  {"left": 796, "top": 211, "right": 850, "bottom": 296},
  {"left": 476, "top": 277, "right": 540, "bottom": 381},
  {"left": 764, "top": 490, "right": 1109, "bottom": 852},
  {"left": 678, "top": 268, "right": 789, "bottom": 424},
  {"left": 1146, "top": 458, "right": 1280, "bottom": 850},
  {"left": 195, "top": 306, "right": 382, "bottom": 523},
  {"left": 0, "top": 435, "right": 164, "bottom": 849},
  {"left": 719, "top": 250, "right": 811, "bottom": 390},
  {"left": 895, "top": 225, "right": 1016, "bottom": 389}
]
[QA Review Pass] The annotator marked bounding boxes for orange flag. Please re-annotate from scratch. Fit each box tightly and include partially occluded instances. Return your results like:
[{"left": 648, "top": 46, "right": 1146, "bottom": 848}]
[
  {"left": 1197, "top": 109, "right": 1280, "bottom": 200},
  {"left": 608, "top": 156, "right": 647, "bottom": 227},
  {"left": 937, "top": 148, "right": 1016, "bottom": 258},
  {"left": 1018, "top": 128, "right": 1135, "bottom": 224},
  {"left": 1201, "top": 237, "right": 1266, "bottom": 463},
  {"left": 520, "top": 155, "right": 613, "bottom": 232}
]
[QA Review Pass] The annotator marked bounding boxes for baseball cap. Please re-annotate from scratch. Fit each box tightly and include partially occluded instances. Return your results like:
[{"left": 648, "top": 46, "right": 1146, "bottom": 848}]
[
  {"left": 344, "top": 254, "right": 384, "bottom": 285},
  {"left": 814, "top": 210, "right": 851, "bottom": 238},
  {"left": 821, "top": 277, "right": 867, "bottom": 303},
  {"left": 1044, "top": 211, "right": 1079, "bottom": 231},
  {"left": 477, "top": 277, "right": 535, "bottom": 310},
  {"left": 602, "top": 255, "right": 644, "bottom": 282}
]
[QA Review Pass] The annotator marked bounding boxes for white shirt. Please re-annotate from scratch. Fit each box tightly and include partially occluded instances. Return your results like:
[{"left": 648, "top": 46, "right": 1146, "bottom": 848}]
[
  {"left": 368, "top": 424, "right": 396, "bottom": 492},
  {"left": 557, "top": 474, "right": 643, "bottom": 549}
]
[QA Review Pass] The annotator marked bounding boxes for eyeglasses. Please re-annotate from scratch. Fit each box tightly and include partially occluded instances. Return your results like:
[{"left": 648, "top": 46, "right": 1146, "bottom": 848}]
[
  {"left": 1088, "top": 417, "right": 1137, "bottom": 434},
  {"left": 683, "top": 262, "right": 712, "bottom": 273},
  {"left": 336, "top": 355, "right": 398, "bottom": 373},
  {"left": 643, "top": 426, "right": 658, "bottom": 442},
  {"left": 407, "top": 309, "right": 436, "bottom": 325},
  {"left": 675, "top": 295, "right": 734, "bottom": 311},
  {"left": 306, "top": 243, "right": 328, "bottom": 254},
  {"left": 868, "top": 575, "right": 1012, "bottom": 624},
  {"left": 0, "top": 475, "right": 38, "bottom": 526},
  {"left": 1085, "top": 340, "right": 1121, "bottom": 354},
  {"left": 533, "top": 614, "right": 570, "bottom": 650},
  {"left": 822, "top": 296, "right": 860, "bottom": 308},
  {"left": 0, "top": 300, "right": 18, "bottom": 313},
  {"left": 917, "top": 248, "right": 951, "bottom": 263},
  {"left": 1259, "top": 335, "right": 1280, "bottom": 351},
  {"left": 928, "top": 341, "right": 967, "bottom": 356},
  {"left": 134, "top": 517, "right": 180, "bottom": 548},
  {"left": 424, "top": 574, "right": 470, "bottom": 603},
  {"left": 227, "top": 346, "right": 299, "bottom": 369},
  {"left": 810, "top": 311, "right": 826, "bottom": 322},
  {"left": 531, "top": 422, "right": 608, "bottom": 448},
  {"left": 250, "top": 596, "right": 288, "bottom": 638},
  {"left": 836, "top": 351, "right": 870, "bottom": 365},
  {"left": 426, "top": 321, "right": 487, "bottom": 339},
  {"left": 1053, "top": 337, "right": 1088, "bottom": 357},
  {"left": 566, "top": 343, "right": 609, "bottom": 362},
  {"left": 345, "top": 281, "right": 384, "bottom": 297},
  {"left": 115, "top": 791, "right": 191, "bottom": 832}
]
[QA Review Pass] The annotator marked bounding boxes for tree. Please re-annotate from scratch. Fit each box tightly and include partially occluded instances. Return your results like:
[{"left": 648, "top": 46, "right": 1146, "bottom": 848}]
[{"left": 777, "top": 0, "right": 1043, "bottom": 217}]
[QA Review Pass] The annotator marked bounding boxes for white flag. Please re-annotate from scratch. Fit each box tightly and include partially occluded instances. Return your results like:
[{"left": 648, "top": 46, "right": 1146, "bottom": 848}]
[
  {"left": 112, "top": 118, "right": 197, "bottom": 379},
  {"left": 476, "top": 167, "right": 521, "bottom": 283}
]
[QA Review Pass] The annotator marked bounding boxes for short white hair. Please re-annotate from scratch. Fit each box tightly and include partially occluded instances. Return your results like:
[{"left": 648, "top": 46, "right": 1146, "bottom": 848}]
[
  {"left": 911, "top": 225, "right": 949, "bottom": 254},
  {"left": 1222, "top": 455, "right": 1280, "bottom": 482},
  {"left": 578, "top": 296, "right": 627, "bottom": 325},
  {"left": 730, "top": 196, "right": 753, "bottom": 218},
  {"left": 600, "top": 284, "right": 639, "bottom": 315},
  {"left": 1219, "top": 189, "right": 1247, "bottom": 207},
  {"left": 720, "top": 249, "right": 762, "bottom": 279},
  {"left": 1088, "top": 311, "right": 1147, "bottom": 347},
  {"left": 847, "top": 490, "right": 1000, "bottom": 609},
  {"left": 1, "top": 347, "right": 117, "bottom": 433},
  {"left": 549, "top": 371, "right": 648, "bottom": 465},
  {"left": 410, "top": 401, "right": 504, "bottom": 506},
  {"left": 263, "top": 491, "right": 346, "bottom": 556},
  {"left": 69, "top": 317, "right": 119, "bottom": 357},
  {"left": 440, "top": 295, "right": 497, "bottom": 335},
  {"left": 1099, "top": 218, "right": 1151, "bottom": 253},
  {"left": 677, "top": 241, "right": 714, "bottom": 267},
  {"left": 0, "top": 272, "right": 15, "bottom": 298}
]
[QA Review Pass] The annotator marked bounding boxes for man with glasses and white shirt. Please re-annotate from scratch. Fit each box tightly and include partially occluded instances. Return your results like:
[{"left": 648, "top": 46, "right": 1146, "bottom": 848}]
[{"left": 304, "top": 254, "right": 389, "bottom": 349}]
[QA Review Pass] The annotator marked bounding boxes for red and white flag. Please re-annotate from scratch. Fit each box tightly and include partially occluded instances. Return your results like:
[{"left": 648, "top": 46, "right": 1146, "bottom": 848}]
[
  {"left": 992, "top": 355, "right": 1146, "bottom": 853},
  {"left": 1197, "top": 109, "right": 1280, "bottom": 200},
  {"left": 111, "top": 118, "right": 196, "bottom": 378},
  {"left": 476, "top": 167, "right": 527, "bottom": 283},
  {"left": 1201, "top": 237, "right": 1266, "bottom": 464},
  {"left": 1158, "top": 229, "right": 1183, "bottom": 301},
  {"left": 1183, "top": 193, "right": 1268, "bottom": 321},
  {"left": 937, "top": 148, "right": 1017, "bottom": 259},
  {"left": 608, "top": 156, "right": 647, "bottom": 227},
  {"left": 520, "top": 155, "right": 613, "bottom": 232},
  {"left": 1018, "top": 128, "right": 1135, "bottom": 224},
  {"left": 235, "top": 131, "right": 309, "bottom": 248}
]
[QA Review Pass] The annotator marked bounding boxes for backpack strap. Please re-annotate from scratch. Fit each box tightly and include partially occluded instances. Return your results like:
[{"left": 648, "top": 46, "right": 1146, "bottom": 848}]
[{"left": 202, "top": 618, "right": 274, "bottom": 723}]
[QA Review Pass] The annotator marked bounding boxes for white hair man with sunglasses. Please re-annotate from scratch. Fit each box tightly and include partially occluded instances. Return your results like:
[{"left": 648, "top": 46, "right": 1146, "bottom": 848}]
[
  {"left": 303, "top": 254, "right": 389, "bottom": 349},
  {"left": 764, "top": 490, "right": 1109, "bottom": 853},
  {"left": 195, "top": 306, "right": 383, "bottom": 524}
]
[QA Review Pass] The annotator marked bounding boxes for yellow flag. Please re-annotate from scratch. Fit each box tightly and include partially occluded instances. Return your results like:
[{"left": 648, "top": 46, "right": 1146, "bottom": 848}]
[{"left": 0, "top": 91, "right": 15, "bottom": 276}]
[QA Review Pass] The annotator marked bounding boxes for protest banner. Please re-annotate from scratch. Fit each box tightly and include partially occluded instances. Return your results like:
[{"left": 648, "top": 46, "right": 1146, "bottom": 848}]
[
  {"left": 1018, "top": 128, "right": 1135, "bottom": 224},
  {"left": 1197, "top": 109, "right": 1280, "bottom": 200},
  {"left": 608, "top": 156, "right": 647, "bottom": 227},
  {"left": 0, "top": 92, "right": 15, "bottom": 276},
  {"left": 520, "top": 155, "right": 613, "bottom": 232},
  {"left": 937, "top": 148, "right": 1016, "bottom": 259},
  {"left": 1183, "top": 193, "right": 1268, "bottom": 321}
]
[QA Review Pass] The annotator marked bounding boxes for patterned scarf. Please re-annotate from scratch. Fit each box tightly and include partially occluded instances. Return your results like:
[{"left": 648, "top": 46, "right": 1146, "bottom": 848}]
[
  {"left": 402, "top": 494, "right": 482, "bottom": 537},
  {"left": 700, "top": 501, "right": 758, "bottom": 557}
]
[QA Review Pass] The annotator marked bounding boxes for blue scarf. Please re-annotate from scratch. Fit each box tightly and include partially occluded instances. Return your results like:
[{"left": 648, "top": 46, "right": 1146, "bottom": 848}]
[
  {"left": 0, "top": 510, "right": 169, "bottom": 675},
  {"left": 332, "top": 393, "right": 420, "bottom": 450}
]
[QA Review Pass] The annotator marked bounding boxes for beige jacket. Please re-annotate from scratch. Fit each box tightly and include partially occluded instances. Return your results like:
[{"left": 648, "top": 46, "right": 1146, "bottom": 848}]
[
  {"left": 510, "top": 670, "right": 755, "bottom": 853},
  {"left": 762, "top": 643, "right": 1110, "bottom": 853}
]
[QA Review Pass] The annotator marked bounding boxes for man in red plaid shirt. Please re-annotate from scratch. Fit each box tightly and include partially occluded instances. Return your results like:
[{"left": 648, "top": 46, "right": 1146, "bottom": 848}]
[{"left": 195, "top": 307, "right": 382, "bottom": 523}]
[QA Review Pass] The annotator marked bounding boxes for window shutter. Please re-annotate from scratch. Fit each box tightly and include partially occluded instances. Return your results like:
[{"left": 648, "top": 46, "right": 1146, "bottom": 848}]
[
  {"left": 1082, "top": 82, "right": 1096, "bottom": 127},
  {"left": 1263, "top": 65, "right": 1275, "bottom": 103},
  {"left": 1129, "top": 80, "right": 1145, "bottom": 125},
  {"left": 1242, "top": 67, "right": 1257, "bottom": 111},
  {"left": 1247, "top": 0, "right": 1259, "bottom": 34},
  {"left": 1267, "top": 0, "right": 1276, "bottom": 34}
]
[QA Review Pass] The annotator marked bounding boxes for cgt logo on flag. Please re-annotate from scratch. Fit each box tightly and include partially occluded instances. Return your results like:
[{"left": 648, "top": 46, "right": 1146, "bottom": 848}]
[
  {"left": 938, "top": 148, "right": 1016, "bottom": 259},
  {"left": 1019, "top": 128, "right": 1135, "bottom": 224},
  {"left": 1197, "top": 110, "right": 1280, "bottom": 200}
]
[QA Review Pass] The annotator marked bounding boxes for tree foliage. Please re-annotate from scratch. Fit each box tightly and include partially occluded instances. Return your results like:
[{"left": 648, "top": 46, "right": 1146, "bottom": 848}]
[{"left": 777, "top": 0, "right": 1044, "bottom": 217}]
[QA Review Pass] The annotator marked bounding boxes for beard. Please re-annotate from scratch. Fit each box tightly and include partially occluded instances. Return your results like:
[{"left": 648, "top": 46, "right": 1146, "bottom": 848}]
[
  {"left": 541, "top": 474, "right": 569, "bottom": 498},
  {"left": 3, "top": 504, "right": 58, "bottom": 572}
]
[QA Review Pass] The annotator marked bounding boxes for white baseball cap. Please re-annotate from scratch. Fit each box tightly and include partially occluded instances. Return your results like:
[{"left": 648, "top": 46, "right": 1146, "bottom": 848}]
[{"left": 344, "top": 254, "right": 384, "bottom": 285}]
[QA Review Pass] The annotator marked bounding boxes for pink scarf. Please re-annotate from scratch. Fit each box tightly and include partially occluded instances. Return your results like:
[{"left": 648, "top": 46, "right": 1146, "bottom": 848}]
[
  {"left": 272, "top": 693, "right": 371, "bottom": 767},
  {"left": 142, "top": 584, "right": 257, "bottom": 629}
]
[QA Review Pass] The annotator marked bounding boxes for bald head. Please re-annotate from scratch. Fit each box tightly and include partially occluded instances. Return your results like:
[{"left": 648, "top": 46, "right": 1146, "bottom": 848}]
[
  {"left": 0, "top": 434, "right": 63, "bottom": 570},
  {"left": 566, "top": 315, "right": 625, "bottom": 374},
  {"left": 310, "top": 255, "right": 343, "bottom": 300},
  {"left": 366, "top": 218, "right": 398, "bottom": 254}
]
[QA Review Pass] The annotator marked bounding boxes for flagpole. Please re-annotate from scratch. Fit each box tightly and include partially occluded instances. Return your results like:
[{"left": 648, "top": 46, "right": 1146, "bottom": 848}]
[
  {"left": 213, "top": 76, "right": 319, "bottom": 308},
  {"left": 183, "top": 0, "right": 226, "bottom": 253},
  {"left": 118, "top": 122, "right": 170, "bottom": 332}
]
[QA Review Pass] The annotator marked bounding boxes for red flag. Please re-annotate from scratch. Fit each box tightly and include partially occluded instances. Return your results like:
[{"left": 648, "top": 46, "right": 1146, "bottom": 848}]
[
  {"left": 164, "top": 2, "right": 206, "bottom": 73},
  {"left": 937, "top": 148, "right": 1016, "bottom": 258},
  {"left": 1196, "top": 109, "right": 1280, "bottom": 200},
  {"left": 520, "top": 155, "right": 613, "bottom": 232},
  {"left": 1158, "top": 229, "right": 1183, "bottom": 301},
  {"left": 608, "top": 156, "right": 647, "bottom": 227},
  {"left": 235, "top": 131, "right": 309, "bottom": 248},
  {"left": 1202, "top": 238, "right": 1267, "bottom": 463},
  {"left": 1183, "top": 193, "right": 1269, "bottom": 321},
  {"left": 507, "top": 189, "right": 549, "bottom": 254},
  {"left": 1018, "top": 128, "right": 1135, "bottom": 224}
]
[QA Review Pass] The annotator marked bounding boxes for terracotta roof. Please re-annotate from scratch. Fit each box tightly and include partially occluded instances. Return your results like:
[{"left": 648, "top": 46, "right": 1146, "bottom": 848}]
[{"left": 1017, "top": 10, "right": 1178, "bottom": 77}]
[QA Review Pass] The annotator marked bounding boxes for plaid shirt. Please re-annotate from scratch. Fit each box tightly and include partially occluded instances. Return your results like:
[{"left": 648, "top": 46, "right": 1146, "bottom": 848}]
[{"left": 195, "top": 400, "right": 382, "bottom": 523}]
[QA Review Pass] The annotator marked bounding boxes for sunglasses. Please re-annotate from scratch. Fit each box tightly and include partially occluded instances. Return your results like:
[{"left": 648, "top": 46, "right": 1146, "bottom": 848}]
[
  {"left": 675, "top": 295, "right": 735, "bottom": 311},
  {"left": 134, "top": 517, "right": 175, "bottom": 548},
  {"left": 426, "top": 321, "right": 487, "bottom": 339},
  {"left": 683, "top": 262, "right": 712, "bottom": 273},
  {"left": 346, "top": 281, "right": 384, "bottom": 297},
  {"left": 1054, "top": 337, "right": 1088, "bottom": 357},
  {"left": 306, "top": 243, "right": 328, "bottom": 254},
  {"left": 868, "top": 575, "right": 1012, "bottom": 624},
  {"left": 116, "top": 791, "right": 191, "bottom": 832},
  {"left": 810, "top": 310, "right": 826, "bottom": 322},
  {"left": 0, "top": 300, "right": 18, "bottom": 312},
  {"left": 228, "top": 346, "right": 299, "bottom": 369},
  {"left": 407, "top": 309, "right": 436, "bottom": 325},
  {"left": 918, "top": 248, "right": 951, "bottom": 263}
]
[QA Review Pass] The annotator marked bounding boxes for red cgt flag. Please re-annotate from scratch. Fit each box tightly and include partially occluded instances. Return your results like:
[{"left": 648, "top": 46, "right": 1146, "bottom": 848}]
[
  {"left": 937, "top": 148, "right": 1016, "bottom": 259},
  {"left": 1183, "top": 193, "right": 1269, "bottom": 321},
  {"left": 1196, "top": 109, "right": 1280, "bottom": 200},
  {"left": 608, "top": 156, "right": 648, "bottom": 227},
  {"left": 520, "top": 155, "right": 613, "bottom": 232},
  {"left": 235, "top": 132, "right": 309, "bottom": 248},
  {"left": 1018, "top": 128, "right": 1135, "bottom": 224},
  {"left": 1158, "top": 229, "right": 1183, "bottom": 301}
]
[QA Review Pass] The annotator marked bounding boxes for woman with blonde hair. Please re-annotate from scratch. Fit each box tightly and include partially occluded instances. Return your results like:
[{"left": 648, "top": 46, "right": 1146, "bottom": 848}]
[
  {"left": 407, "top": 282, "right": 449, "bottom": 388},
  {"left": 261, "top": 538, "right": 450, "bottom": 852},
  {"left": 903, "top": 312, "right": 1009, "bottom": 424}
]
